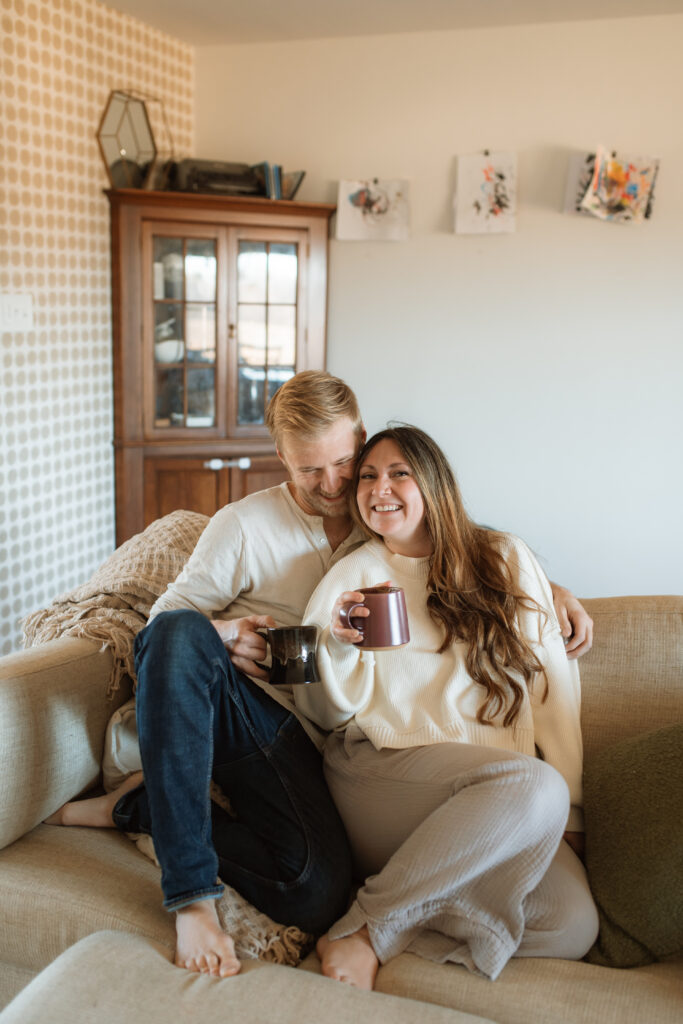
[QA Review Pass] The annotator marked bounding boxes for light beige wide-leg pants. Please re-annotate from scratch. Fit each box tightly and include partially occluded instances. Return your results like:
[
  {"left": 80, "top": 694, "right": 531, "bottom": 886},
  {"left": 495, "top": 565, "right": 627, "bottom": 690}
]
[{"left": 323, "top": 728, "right": 599, "bottom": 980}]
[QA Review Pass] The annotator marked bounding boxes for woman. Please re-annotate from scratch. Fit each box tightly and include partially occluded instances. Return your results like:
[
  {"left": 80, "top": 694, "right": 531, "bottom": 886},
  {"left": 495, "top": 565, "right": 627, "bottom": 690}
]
[{"left": 295, "top": 425, "right": 598, "bottom": 989}]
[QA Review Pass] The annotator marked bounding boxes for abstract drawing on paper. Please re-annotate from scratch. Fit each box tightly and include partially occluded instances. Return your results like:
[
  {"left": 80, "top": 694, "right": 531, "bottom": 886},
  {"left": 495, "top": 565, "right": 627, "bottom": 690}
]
[
  {"left": 454, "top": 152, "right": 517, "bottom": 235},
  {"left": 336, "top": 179, "right": 410, "bottom": 241},
  {"left": 563, "top": 151, "right": 598, "bottom": 214},
  {"left": 564, "top": 146, "right": 659, "bottom": 223}
]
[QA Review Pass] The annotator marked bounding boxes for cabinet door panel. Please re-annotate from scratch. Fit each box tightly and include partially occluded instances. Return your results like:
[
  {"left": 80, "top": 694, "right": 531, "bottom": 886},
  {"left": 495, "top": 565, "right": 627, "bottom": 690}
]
[
  {"left": 229, "top": 456, "right": 289, "bottom": 503},
  {"left": 230, "top": 228, "right": 306, "bottom": 433},
  {"left": 143, "top": 223, "right": 225, "bottom": 439},
  {"left": 143, "top": 457, "right": 230, "bottom": 527}
]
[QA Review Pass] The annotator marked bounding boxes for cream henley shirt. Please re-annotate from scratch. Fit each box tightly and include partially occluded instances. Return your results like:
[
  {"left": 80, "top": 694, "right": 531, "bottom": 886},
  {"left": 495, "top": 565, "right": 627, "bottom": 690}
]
[{"left": 147, "top": 482, "right": 365, "bottom": 746}]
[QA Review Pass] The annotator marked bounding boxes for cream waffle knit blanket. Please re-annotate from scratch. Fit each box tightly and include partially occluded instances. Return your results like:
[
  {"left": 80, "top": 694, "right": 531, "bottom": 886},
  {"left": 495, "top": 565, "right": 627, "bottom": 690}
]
[{"left": 22, "top": 510, "right": 209, "bottom": 696}]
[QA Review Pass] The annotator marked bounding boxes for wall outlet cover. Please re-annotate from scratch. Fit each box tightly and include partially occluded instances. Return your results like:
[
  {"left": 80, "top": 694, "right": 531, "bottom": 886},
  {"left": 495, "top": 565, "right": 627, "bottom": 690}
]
[{"left": 0, "top": 293, "right": 34, "bottom": 332}]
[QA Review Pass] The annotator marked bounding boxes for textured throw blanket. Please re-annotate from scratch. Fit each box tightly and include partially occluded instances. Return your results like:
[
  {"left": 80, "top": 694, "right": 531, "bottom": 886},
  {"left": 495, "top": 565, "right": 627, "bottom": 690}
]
[
  {"left": 22, "top": 508, "right": 314, "bottom": 967},
  {"left": 22, "top": 510, "right": 210, "bottom": 696},
  {"left": 133, "top": 834, "right": 313, "bottom": 966}
]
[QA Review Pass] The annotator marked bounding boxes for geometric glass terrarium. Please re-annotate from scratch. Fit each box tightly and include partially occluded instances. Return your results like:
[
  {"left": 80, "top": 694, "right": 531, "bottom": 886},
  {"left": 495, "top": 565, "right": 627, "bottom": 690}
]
[{"left": 96, "top": 89, "right": 173, "bottom": 190}]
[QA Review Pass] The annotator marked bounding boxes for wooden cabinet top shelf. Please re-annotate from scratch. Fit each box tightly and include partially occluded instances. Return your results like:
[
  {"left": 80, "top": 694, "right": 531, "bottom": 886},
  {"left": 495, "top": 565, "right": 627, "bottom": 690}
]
[{"left": 105, "top": 188, "right": 336, "bottom": 219}]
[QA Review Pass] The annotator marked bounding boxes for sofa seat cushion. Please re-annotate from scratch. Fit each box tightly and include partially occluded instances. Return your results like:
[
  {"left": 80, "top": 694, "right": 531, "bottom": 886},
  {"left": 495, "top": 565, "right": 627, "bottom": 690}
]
[
  {"left": 0, "top": 931, "right": 497, "bottom": 1024},
  {"left": 0, "top": 824, "right": 175, "bottom": 974},
  {"left": 299, "top": 949, "right": 683, "bottom": 1024},
  {"left": 0, "top": 822, "right": 312, "bottom": 977},
  {"left": 0, "top": 963, "right": 35, "bottom": 1016}
]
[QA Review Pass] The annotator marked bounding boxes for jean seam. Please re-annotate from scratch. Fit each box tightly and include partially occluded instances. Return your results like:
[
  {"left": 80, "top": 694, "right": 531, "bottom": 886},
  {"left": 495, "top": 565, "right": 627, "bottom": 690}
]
[
  {"left": 201, "top": 659, "right": 222, "bottom": 844},
  {"left": 216, "top": 674, "right": 317, "bottom": 892},
  {"left": 261, "top": 728, "right": 316, "bottom": 892}
]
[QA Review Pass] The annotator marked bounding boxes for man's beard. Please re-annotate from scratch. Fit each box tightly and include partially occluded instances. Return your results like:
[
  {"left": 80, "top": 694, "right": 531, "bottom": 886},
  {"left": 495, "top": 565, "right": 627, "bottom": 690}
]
[{"left": 302, "top": 487, "right": 351, "bottom": 519}]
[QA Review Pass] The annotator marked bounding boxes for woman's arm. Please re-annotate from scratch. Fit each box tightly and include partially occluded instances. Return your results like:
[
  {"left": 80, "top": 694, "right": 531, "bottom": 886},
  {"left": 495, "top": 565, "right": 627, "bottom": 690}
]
[
  {"left": 293, "top": 553, "right": 379, "bottom": 731},
  {"left": 510, "top": 540, "right": 585, "bottom": 832}
]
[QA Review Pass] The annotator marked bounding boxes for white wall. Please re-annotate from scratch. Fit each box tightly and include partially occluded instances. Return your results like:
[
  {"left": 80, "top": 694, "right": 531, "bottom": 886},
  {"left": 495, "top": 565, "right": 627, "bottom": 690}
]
[{"left": 195, "top": 16, "right": 683, "bottom": 597}]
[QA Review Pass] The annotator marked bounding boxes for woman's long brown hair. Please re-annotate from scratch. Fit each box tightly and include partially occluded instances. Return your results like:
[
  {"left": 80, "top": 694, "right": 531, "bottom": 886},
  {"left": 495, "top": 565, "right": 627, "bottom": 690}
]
[{"left": 352, "top": 426, "right": 547, "bottom": 727}]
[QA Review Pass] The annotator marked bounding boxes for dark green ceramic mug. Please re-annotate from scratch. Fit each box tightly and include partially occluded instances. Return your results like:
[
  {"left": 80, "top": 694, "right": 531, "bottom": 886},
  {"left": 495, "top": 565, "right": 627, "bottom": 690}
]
[{"left": 256, "top": 625, "right": 321, "bottom": 685}]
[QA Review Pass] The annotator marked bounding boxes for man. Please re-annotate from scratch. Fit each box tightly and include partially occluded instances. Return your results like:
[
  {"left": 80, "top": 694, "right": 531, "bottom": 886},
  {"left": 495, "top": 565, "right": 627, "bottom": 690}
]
[{"left": 48, "top": 371, "right": 593, "bottom": 979}]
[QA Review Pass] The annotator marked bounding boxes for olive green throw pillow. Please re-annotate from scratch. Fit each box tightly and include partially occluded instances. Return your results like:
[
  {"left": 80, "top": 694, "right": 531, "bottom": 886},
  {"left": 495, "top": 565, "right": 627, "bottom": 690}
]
[{"left": 583, "top": 722, "right": 683, "bottom": 967}]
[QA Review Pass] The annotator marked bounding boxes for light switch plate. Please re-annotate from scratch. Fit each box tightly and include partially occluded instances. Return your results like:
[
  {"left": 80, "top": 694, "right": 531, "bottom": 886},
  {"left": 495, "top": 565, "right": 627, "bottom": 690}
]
[{"left": 0, "top": 293, "right": 34, "bottom": 332}]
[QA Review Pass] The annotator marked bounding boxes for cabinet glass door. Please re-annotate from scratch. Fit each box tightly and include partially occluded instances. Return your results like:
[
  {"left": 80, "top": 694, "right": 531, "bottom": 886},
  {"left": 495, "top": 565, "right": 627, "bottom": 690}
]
[
  {"left": 235, "top": 239, "right": 298, "bottom": 425},
  {"left": 151, "top": 234, "right": 218, "bottom": 429}
]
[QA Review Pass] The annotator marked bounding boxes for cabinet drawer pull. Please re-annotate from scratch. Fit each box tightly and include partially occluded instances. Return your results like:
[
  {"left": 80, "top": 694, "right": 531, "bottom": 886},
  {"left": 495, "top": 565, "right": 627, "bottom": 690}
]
[{"left": 204, "top": 457, "right": 252, "bottom": 471}]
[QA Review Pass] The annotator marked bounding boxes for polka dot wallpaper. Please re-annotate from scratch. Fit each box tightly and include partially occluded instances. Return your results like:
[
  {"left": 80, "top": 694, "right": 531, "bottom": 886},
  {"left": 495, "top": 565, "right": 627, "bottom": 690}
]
[{"left": 0, "top": 0, "right": 194, "bottom": 655}]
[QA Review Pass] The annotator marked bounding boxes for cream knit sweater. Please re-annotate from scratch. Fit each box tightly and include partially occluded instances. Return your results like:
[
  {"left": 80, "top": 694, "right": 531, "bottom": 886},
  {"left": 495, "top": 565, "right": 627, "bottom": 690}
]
[{"left": 297, "top": 535, "right": 584, "bottom": 830}]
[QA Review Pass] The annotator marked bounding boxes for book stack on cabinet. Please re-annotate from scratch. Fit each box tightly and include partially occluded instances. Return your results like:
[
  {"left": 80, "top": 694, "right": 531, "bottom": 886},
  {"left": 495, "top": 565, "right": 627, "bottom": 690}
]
[{"left": 250, "top": 163, "right": 305, "bottom": 200}]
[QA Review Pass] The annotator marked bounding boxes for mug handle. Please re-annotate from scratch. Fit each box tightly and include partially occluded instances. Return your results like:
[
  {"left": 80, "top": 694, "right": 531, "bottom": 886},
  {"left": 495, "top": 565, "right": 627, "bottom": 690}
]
[
  {"left": 253, "top": 630, "right": 271, "bottom": 674},
  {"left": 338, "top": 601, "right": 366, "bottom": 634}
]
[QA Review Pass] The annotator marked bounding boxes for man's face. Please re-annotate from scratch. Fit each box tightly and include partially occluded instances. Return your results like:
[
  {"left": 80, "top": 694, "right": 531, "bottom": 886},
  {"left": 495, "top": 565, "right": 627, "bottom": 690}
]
[{"left": 278, "top": 417, "right": 365, "bottom": 519}]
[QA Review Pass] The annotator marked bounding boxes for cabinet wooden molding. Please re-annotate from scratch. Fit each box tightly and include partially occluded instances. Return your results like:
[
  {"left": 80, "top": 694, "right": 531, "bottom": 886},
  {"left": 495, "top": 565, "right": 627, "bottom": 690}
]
[{"left": 107, "top": 189, "right": 335, "bottom": 544}]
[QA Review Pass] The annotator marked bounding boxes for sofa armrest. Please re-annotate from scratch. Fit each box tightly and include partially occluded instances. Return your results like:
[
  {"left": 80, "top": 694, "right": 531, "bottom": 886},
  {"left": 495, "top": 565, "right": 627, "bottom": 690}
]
[{"left": 0, "top": 639, "right": 132, "bottom": 851}]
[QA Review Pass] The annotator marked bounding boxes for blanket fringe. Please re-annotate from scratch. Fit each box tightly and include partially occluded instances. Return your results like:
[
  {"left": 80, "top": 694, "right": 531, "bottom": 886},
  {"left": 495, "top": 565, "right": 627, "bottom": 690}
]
[
  {"left": 129, "top": 832, "right": 313, "bottom": 967},
  {"left": 22, "top": 607, "right": 141, "bottom": 698}
]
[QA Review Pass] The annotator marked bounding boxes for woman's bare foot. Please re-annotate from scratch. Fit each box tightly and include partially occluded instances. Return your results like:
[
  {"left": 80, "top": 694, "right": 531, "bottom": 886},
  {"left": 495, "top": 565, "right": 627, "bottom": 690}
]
[
  {"left": 175, "top": 899, "right": 241, "bottom": 977},
  {"left": 43, "top": 771, "right": 143, "bottom": 827},
  {"left": 317, "top": 926, "right": 379, "bottom": 990}
]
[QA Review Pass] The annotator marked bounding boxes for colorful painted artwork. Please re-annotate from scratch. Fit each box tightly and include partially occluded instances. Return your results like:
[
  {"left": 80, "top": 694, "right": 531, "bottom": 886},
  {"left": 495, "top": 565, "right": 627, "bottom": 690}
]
[
  {"left": 454, "top": 152, "right": 517, "bottom": 235},
  {"left": 580, "top": 147, "right": 659, "bottom": 222},
  {"left": 336, "top": 179, "right": 411, "bottom": 241},
  {"left": 565, "top": 147, "right": 659, "bottom": 223}
]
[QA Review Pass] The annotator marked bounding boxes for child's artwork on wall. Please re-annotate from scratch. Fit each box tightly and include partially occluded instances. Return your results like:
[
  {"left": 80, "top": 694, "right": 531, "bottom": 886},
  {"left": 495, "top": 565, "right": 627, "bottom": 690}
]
[
  {"left": 563, "top": 151, "right": 597, "bottom": 214},
  {"left": 454, "top": 152, "right": 517, "bottom": 234},
  {"left": 581, "top": 147, "right": 659, "bottom": 222},
  {"left": 336, "top": 179, "right": 410, "bottom": 241},
  {"left": 564, "top": 147, "right": 659, "bottom": 223}
]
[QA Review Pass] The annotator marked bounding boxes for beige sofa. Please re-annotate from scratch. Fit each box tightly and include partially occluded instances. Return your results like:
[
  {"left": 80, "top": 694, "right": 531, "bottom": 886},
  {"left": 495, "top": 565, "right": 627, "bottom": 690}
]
[{"left": 0, "top": 596, "right": 681, "bottom": 1023}]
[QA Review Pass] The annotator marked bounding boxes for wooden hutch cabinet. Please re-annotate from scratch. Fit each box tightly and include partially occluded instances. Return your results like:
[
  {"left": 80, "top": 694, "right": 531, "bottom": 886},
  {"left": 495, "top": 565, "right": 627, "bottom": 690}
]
[{"left": 107, "top": 189, "right": 335, "bottom": 544}]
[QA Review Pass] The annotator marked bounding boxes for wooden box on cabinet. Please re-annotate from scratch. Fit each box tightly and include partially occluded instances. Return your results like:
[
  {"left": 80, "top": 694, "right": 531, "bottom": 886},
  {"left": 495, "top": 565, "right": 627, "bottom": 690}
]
[{"left": 107, "top": 189, "right": 335, "bottom": 544}]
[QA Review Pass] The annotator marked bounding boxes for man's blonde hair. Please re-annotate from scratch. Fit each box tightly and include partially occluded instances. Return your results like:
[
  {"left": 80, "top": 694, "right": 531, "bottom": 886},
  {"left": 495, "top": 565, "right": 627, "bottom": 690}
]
[{"left": 265, "top": 370, "right": 363, "bottom": 450}]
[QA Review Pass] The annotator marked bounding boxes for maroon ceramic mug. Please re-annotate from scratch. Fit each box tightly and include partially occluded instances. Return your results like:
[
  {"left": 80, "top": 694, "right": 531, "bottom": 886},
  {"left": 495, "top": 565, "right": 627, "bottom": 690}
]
[{"left": 339, "top": 586, "right": 410, "bottom": 651}]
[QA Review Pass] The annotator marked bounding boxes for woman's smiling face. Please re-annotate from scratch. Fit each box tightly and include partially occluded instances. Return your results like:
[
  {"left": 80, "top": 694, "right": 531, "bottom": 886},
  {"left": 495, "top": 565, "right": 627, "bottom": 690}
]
[{"left": 356, "top": 439, "right": 433, "bottom": 556}]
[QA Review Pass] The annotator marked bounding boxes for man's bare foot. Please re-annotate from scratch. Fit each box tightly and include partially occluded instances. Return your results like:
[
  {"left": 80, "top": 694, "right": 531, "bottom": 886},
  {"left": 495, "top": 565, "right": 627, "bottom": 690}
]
[
  {"left": 175, "top": 899, "right": 241, "bottom": 977},
  {"left": 43, "top": 771, "right": 143, "bottom": 827},
  {"left": 317, "top": 926, "right": 379, "bottom": 990}
]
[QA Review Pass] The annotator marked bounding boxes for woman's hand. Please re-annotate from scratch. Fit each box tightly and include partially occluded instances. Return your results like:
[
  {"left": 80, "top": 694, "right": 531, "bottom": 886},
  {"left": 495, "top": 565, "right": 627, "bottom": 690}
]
[
  {"left": 330, "top": 581, "right": 391, "bottom": 645},
  {"left": 331, "top": 590, "right": 369, "bottom": 644}
]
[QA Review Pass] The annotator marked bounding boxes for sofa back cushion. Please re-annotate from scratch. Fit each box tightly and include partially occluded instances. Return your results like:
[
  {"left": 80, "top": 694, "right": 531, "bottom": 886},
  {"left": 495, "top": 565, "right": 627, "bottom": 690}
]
[{"left": 578, "top": 596, "right": 683, "bottom": 764}]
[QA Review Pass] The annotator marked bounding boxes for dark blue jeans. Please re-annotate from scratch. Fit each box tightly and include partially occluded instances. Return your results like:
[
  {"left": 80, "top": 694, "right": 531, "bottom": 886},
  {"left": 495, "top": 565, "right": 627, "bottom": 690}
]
[{"left": 113, "top": 609, "right": 352, "bottom": 935}]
